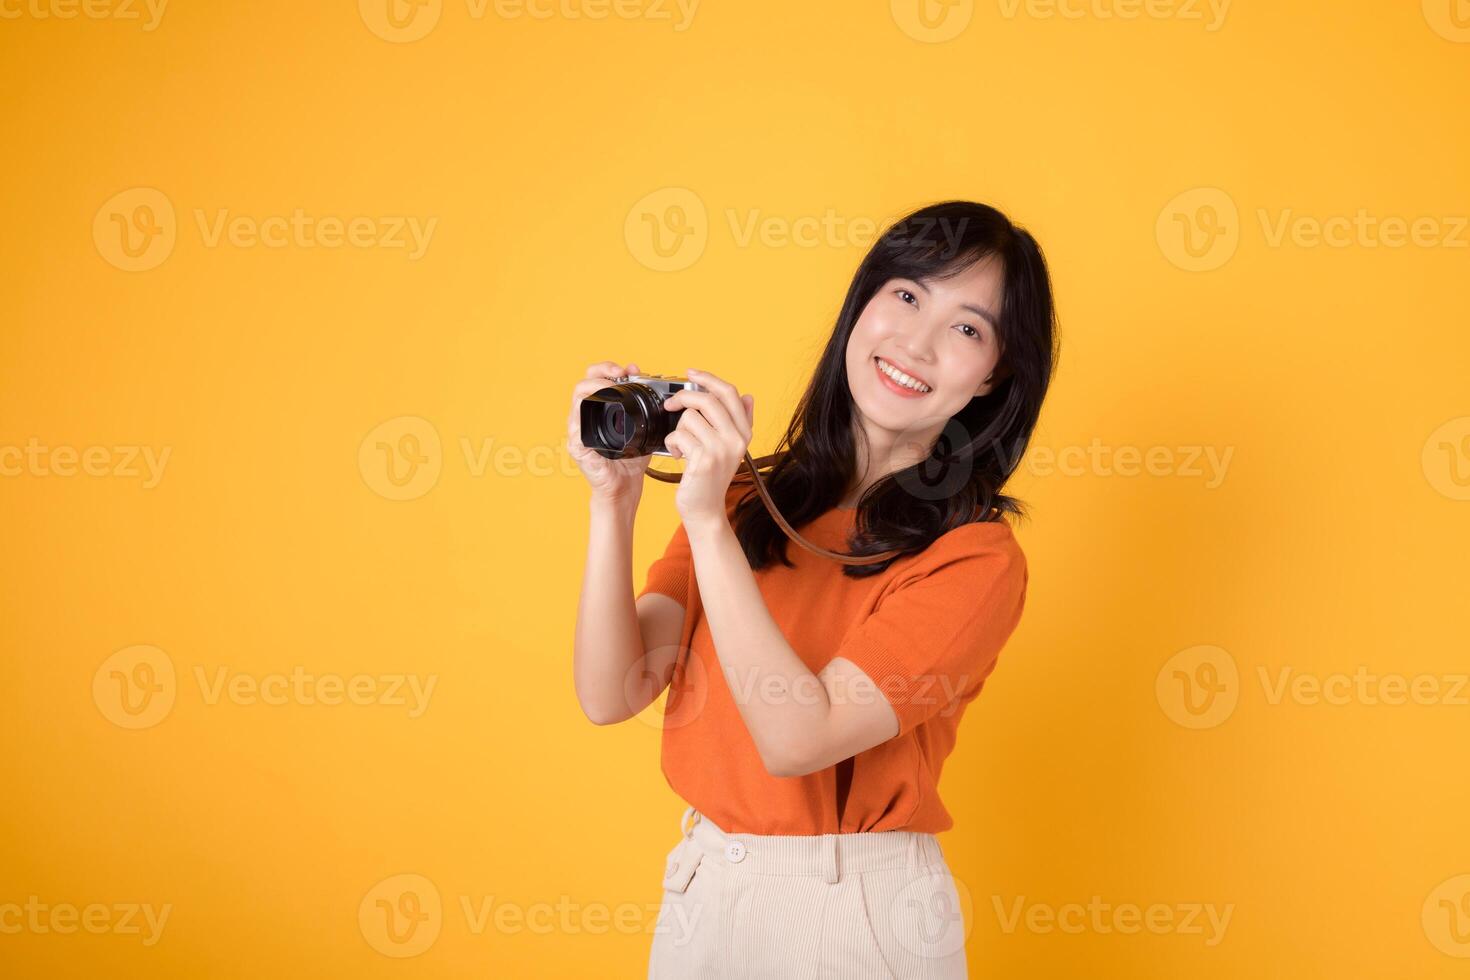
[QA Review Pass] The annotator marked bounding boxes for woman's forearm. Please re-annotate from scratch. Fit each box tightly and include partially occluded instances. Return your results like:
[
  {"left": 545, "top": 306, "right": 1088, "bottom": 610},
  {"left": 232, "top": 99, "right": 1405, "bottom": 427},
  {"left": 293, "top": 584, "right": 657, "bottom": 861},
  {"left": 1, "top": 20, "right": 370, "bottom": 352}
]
[
  {"left": 685, "top": 516, "right": 834, "bottom": 775},
  {"left": 572, "top": 495, "right": 647, "bottom": 725}
]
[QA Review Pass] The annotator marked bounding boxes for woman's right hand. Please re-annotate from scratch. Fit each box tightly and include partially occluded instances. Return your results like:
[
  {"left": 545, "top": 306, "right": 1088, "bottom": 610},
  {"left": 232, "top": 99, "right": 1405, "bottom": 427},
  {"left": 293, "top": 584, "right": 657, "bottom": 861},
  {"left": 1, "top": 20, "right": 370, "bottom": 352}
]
[{"left": 567, "top": 361, "right": 654, "bottom": 505}]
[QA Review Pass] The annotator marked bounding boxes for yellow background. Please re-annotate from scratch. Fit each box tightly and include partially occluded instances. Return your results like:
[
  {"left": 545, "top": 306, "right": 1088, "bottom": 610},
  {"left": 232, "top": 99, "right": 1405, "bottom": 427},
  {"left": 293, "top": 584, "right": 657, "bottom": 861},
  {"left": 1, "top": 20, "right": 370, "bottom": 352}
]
[{"left": 3, "top": 0, "right": 1468, "bottom": 976}]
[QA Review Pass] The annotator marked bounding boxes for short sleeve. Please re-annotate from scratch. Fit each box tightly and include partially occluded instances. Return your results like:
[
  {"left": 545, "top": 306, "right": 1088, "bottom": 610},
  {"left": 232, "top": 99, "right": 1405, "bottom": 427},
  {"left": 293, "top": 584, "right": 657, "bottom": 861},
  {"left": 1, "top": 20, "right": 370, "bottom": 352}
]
[
  {"left": 635, "top": 479, "right": 754, "bottom": 609},
  {"left": 636, "top": 519, "right": 693, "bottom": 608},
  {"left": 834, "top": 524, "right": 1028, "bottom": 737}
]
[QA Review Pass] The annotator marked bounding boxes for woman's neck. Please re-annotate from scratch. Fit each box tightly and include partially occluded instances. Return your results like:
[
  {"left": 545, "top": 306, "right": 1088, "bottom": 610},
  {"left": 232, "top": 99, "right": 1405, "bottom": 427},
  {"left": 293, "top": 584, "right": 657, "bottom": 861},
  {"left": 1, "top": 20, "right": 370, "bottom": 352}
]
[{"left": 842, "top": 420, "right": 939, "bottom": 507}]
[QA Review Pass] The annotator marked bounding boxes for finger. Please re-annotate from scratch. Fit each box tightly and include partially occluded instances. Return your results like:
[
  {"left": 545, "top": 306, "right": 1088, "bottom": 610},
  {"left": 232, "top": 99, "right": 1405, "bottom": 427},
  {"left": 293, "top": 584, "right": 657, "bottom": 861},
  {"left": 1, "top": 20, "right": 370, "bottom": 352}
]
[
  {"left": 568, "top": 376, "right": 622, "bottom": 429},
  {"left": 573, "top": 376, "right": 622, "bottom": 397},
  {"left": 670, "top": 412, "right": 717, "bottom": 473},
  {"left": 742, "top": 393, "right": 754, "bottom": 427},
  {"left": 664, "top": 389, "right": 747, "bottom": 445},
  {"left": 666, "top": 428, "right": 705, "bottom": 464},
  {"left": 686, "top": 370, "right": 752, "bottom": 443},
  {"left": 585, "top": 361, "right": 628, "bottom": 379}
]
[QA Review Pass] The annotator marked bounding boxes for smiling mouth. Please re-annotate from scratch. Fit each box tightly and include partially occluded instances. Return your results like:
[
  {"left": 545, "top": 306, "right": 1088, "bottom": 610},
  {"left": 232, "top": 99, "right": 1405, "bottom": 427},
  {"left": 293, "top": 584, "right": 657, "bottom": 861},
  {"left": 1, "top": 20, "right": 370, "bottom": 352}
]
[{"left": 873, "top": 356, "right": 932, "bottom": 396}]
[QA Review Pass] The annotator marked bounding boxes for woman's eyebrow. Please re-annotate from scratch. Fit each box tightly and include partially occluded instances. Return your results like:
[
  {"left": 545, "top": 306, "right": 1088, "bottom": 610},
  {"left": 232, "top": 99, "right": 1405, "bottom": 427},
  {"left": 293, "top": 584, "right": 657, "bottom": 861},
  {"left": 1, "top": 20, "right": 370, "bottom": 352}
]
[
  {"left": 908, "top": 279, "right": 998, "bottom": 330},
  {"left": 961, "top": 303, "right": 999, "bottom": 330}
]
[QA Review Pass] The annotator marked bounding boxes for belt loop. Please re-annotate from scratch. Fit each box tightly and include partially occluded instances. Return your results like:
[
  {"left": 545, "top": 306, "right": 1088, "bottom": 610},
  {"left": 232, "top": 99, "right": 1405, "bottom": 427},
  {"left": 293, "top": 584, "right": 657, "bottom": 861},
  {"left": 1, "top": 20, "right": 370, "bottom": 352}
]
[{"left": 821, "top": 834, "right": 839, "bottom": 884}]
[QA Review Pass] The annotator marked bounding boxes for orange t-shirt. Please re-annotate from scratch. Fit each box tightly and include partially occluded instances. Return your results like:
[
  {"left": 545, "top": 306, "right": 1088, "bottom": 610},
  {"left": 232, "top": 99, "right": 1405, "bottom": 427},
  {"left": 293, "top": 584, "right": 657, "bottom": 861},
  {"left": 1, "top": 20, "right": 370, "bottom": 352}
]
[{"left": 636, "top": 483, "right": 1029, "bottom": 836}]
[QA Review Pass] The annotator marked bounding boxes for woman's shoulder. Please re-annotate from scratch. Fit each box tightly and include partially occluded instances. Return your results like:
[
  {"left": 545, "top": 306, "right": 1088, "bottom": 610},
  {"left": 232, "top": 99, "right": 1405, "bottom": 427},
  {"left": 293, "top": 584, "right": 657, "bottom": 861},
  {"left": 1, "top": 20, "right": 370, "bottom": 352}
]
[{"left": 918, "top": 514, "right": 1027, "bottom": 576}]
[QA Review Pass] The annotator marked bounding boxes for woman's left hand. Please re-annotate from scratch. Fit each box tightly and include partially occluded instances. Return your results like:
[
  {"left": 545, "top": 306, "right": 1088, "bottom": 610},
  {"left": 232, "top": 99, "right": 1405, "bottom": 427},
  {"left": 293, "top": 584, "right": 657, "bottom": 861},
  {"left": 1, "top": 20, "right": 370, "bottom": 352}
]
[{"left": 662, "top": 369, "right": 755, "bottom": 531}]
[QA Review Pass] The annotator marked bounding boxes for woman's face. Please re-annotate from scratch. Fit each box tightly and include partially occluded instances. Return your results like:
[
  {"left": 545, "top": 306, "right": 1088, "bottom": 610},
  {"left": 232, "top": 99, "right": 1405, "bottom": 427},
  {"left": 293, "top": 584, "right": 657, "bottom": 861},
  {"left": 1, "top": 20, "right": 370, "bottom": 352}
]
[{"left": 843, "top": 253, "right": 1005, "bottom": 448}]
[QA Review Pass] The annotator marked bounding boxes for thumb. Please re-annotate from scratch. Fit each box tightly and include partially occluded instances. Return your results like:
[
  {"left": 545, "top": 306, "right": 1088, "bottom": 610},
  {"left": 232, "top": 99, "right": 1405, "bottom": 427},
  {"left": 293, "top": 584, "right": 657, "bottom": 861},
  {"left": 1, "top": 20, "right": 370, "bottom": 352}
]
[{"left": 742, "top": 393, "right": 754, "bottom": 424}]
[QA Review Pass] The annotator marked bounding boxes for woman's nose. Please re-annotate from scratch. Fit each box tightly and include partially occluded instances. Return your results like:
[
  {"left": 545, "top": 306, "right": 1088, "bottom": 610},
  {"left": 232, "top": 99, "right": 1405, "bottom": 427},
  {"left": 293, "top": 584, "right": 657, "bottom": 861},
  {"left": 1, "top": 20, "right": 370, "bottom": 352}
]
[{"left": 894, "top": 321, "right": 939, "bottom": 366}]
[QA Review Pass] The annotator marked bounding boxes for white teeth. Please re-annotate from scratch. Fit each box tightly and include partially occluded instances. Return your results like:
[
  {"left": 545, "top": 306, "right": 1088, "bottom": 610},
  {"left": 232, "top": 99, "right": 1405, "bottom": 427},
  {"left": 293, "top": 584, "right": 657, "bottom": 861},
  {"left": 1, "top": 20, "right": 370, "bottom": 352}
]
[{"left": 876, "top": 357, "right": 930, "bottom": 393}]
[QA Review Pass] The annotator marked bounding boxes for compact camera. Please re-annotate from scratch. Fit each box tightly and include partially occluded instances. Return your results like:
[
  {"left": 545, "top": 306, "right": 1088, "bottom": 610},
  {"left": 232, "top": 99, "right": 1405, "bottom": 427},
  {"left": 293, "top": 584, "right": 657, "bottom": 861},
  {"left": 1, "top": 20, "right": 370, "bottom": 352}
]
[{"left": 580, "top": 373, "right": 705, "bottom": 460}]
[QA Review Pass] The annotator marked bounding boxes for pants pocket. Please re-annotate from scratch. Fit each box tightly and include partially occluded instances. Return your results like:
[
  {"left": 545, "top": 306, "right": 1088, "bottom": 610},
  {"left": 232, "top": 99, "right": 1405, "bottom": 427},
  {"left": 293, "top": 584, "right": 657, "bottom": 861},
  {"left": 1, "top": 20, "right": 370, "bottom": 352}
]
[
  {"left": 648, "top": 839, "right": 721, "bottom": 980},
  {"left": 857, "top": 865, "right": 970, "bottom": 980}
]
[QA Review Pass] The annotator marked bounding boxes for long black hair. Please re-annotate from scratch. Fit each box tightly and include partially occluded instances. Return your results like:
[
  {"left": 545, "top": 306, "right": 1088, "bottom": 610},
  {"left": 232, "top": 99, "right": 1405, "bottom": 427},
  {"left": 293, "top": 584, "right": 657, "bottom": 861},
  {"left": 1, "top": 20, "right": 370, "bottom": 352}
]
[{"left": 731, "top": 200, "right": 1059, "bottom": 578}]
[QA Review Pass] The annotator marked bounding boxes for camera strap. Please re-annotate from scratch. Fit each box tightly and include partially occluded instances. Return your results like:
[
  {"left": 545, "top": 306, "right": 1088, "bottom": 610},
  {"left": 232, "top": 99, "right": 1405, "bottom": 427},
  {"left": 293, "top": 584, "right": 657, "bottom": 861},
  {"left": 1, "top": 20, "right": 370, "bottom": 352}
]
[{"left": 647, "top": 450, "right": 1000, "bottom": 567}]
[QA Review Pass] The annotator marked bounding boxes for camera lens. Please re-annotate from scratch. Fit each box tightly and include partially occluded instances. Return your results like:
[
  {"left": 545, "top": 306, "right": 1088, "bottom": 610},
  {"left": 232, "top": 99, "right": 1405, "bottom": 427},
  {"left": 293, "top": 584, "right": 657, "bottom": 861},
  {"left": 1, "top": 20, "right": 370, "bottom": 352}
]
[
  {"left": 581, "top": 382, "right": 671, "bottom": 459},
  {"left": 602, "top": 403, "right": 627, "bottom": 445}
]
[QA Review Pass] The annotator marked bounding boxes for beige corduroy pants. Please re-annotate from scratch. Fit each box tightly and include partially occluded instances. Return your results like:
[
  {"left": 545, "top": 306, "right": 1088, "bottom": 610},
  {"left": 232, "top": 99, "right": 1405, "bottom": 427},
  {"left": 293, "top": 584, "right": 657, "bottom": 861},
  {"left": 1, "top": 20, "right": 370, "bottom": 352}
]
[{"left": 648, "top": 806, "right": 970, "bottom": 980}]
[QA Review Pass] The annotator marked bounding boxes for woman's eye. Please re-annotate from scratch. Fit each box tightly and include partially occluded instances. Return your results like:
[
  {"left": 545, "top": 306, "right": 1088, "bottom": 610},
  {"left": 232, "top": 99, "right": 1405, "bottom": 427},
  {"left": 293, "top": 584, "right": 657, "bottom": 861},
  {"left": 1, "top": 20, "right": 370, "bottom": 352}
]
[
  {"left": 895, "top": 288, "right": 917, "bottom": 306},
  {"left": 956, "top": 324, "right": 981, "bottom": 340}
]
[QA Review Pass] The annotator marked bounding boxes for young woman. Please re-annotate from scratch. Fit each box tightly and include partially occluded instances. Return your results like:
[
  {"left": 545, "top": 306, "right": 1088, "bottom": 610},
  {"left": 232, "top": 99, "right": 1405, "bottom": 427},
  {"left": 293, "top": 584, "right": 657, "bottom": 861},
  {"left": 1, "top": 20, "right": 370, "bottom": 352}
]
[{"left": 568, "top": 200, "right": 1058, "bottom": 979}]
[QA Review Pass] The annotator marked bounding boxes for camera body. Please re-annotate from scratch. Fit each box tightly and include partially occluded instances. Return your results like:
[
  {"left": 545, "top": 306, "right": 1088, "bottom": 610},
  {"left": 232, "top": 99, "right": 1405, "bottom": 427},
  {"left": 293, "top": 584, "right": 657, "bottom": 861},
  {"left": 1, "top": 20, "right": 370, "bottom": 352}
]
[{"left": 580, "top": 373, "right": 704, "bottom": 460}]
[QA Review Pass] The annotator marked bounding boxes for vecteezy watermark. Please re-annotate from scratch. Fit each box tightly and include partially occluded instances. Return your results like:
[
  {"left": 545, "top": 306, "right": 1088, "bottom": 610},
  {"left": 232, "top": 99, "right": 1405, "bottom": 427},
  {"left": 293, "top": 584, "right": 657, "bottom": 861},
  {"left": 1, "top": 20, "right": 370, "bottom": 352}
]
[
  {"left": 1422, "top": 416, "right": 1470, "bottom": 501},
  {"left": 1157, "top": 187, "right": 1470, "bottom": 271},
  {"left": 1156, "top": 644, "right": 1470, "bottom": 730},
  {"left": 0, "top": 897, "right": 172, "bottom": 946},
  {"left": 1025, "top": 440, "right": 1233, "bottom": 488},
  {"left": 890, "top": 0, "right": 975, "bottom": 43},
  {"left": 991, "top": 895, "right": 1235, "bottom": 946},
  {"left": 995, "top": 0, "right": 1230, "bottom": 30},
  {"left": 0, "top": 439, "right": 171, "bottom": 488},
  {"left": 1422, "top": 0, "right": 1470, "bottom": 43},
  {"left": 890, "top": 0, "right": 1230, "bottom": 42},
  {"left": 1424, "top": 874, "right": 1470, "bottom": 958},
  {"left": 92, "top": 187, "right": 437, "bottom": 272},
  {"left": 357, "top": 873, "right": 699, "bottom": 958},
  {"left": 358, "top": 415, "right": 604, "bottom": 501},
  {"left": 723, "top": 665, "right": 972, "bottom": 716},
  {"left": 0, "top": 0, "right": 168, "bottom": 30},
  {"left": 1156, "top": 644, "right": 1239, "bottom": 729},
  {"left": 890, "top": 869, "right": 973, "bottom": 960},
  {"left": 623, "top": 651, "right": 976, "bottom": 733},
  {"left": 359, "top": 416, "right": 444, "bottom": 501},
  {"left": 623, "top": 188, "right": 973, "bottom": 272},
  {"left": 1257, "top": 666, "right": 1470, "bottom": 708},
  {"left": 92, "top": 645, "right": 439, "bottom": 729},
  {"left": 358, "top": 0, "right": 698, "bottom": 43},
  {"left": 360, "top": 874, "right": 442, "bottom": 958}
]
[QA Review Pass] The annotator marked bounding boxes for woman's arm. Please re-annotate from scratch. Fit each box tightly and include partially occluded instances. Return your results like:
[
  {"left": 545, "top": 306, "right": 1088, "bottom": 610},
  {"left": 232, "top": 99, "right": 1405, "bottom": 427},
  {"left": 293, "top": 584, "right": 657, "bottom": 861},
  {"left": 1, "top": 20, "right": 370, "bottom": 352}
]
[
  {"left": 684, "top": 516, "right": 900, "bottom": 776},
  {"left": 566, "top": 359, "right": 684, "bottom": 726},
  {"left": 572, "top": 496, "right": 684, "bottom": 725}
]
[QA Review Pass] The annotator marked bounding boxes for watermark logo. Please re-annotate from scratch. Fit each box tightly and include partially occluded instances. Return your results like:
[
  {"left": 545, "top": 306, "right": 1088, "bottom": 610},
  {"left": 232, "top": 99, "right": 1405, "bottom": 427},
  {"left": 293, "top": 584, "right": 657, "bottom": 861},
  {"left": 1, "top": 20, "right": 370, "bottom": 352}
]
[
  {"left": 625, "top": 187, "right": 708, "bottom": 272},
  {"left": 1027, "top": 439, "right": 1233, "bottom": 487},
  {"left": 1424, "top": 874, "right": 1470, "bottom": 957},
  {"left": 992, "top": 895, "right": 1233, "bottom": 945},
  {"left": 996, "top": 0, "right": 1230, "bottom": 30},
  {"left": 359, "top": 0, "right": 442, "bottom": 41},
  {"left": 93, "top": 187, "right": 176, "bottom": 272},
  {"left": 94, "top": 651, "right": 438, "bottom": 727},
  {"left": 1257, "top": 666, "right": 1468, "bottom": 707},
  {"left": 891, "top": 869, "right": 973, "bottom": 959},
  {"left": 0, "top": 439, "right": 171, "bottom": 488},
  {"left": 1156, "top": 187, "right": 1239, "bottom": 272},
  {"left": 0, "top": 898, "right": 172, "bottom": 945},
  {"left": 0, "top": 0, "right": 169, "bottom": 30},
  {"left": 1156, "top": 644, "right": 1238, "bottom": 729},
  {"left": 1160, "top": 187, "right": 1468, "bottom": 269},
  {"left": 625, "top": 193, "right": 980, "bottom": 270},
  {"left": 891, "top": 0, "right": 974, "bottom": 42},
  {"left": 360, "top": 874, "right": 442, "bottom": 957},
  {"left": 359, "top": 416, "right": 443, "bottom": 501},
  {"left": 1422, "top": 416, "right": 1470, "bottom": 501},
  {"left": 1423, "top": 0, "right": 1470, "bottom": 42},
  {"left": 92, "top": 645, "right": 177, "bottom": 730},
  {"left": 625, "top": 644, "right": 707, "bottom": 731}
]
